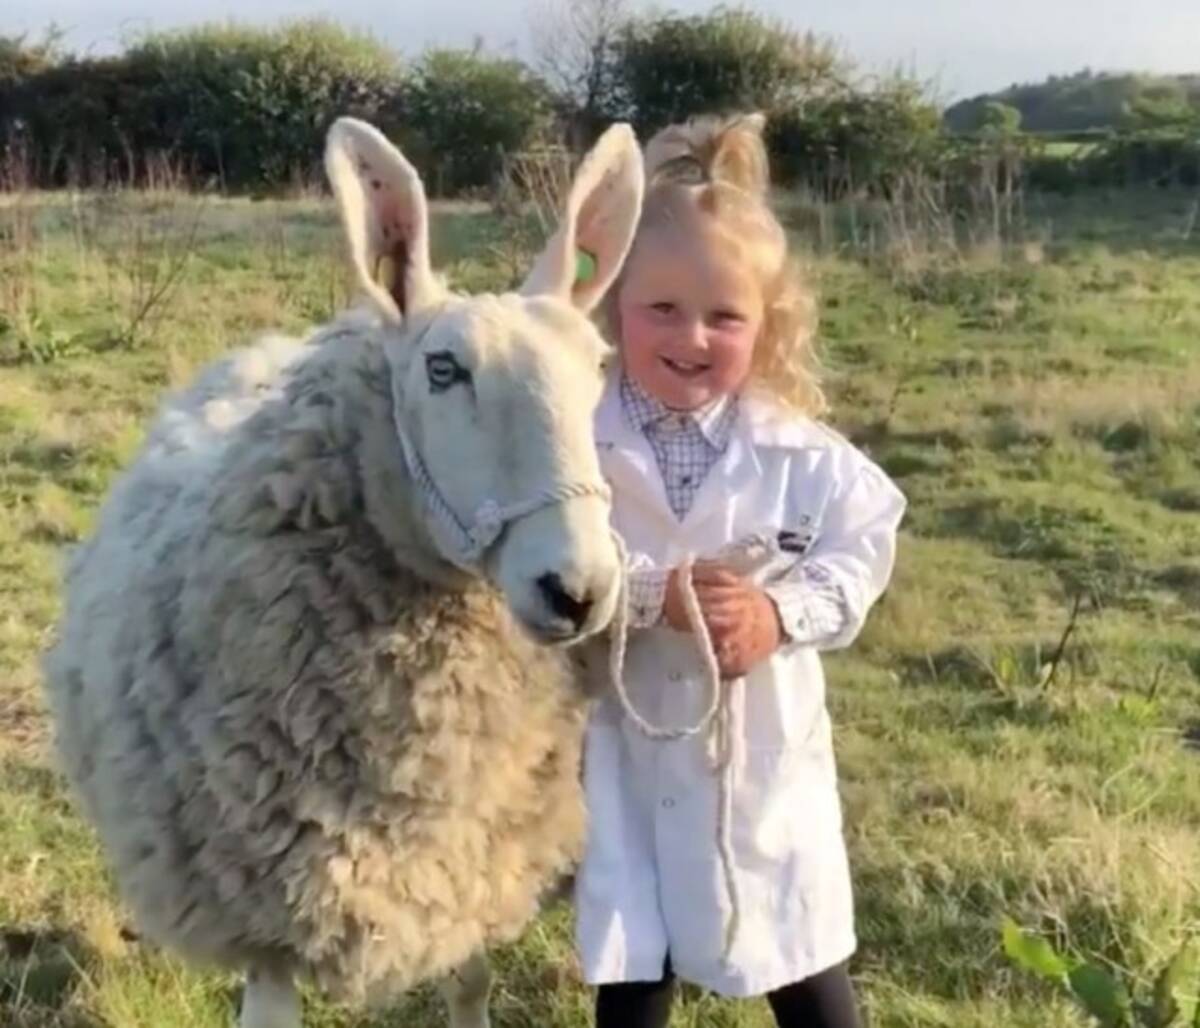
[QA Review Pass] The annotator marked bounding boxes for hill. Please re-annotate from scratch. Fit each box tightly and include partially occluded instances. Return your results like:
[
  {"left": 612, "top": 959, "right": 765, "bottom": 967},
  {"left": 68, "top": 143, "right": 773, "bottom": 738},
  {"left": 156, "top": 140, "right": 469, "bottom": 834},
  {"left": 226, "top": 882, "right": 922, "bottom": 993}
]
[{"left": 945, "top": 69, "right": 1200, "bottom": 134}]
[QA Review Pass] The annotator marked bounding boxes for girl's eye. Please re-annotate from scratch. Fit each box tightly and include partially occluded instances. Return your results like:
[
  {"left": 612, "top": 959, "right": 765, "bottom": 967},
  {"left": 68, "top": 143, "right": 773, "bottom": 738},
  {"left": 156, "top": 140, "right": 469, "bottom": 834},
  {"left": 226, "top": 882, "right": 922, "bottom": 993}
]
[
  {"left": 712, "top": 310, "right": 745, "bottom": 326},
  {"left": 425, "top": 351, "right": 471, "bottom": 392},
  {"left": 649, "top": 302, "right": 676, "bottom": 316}
]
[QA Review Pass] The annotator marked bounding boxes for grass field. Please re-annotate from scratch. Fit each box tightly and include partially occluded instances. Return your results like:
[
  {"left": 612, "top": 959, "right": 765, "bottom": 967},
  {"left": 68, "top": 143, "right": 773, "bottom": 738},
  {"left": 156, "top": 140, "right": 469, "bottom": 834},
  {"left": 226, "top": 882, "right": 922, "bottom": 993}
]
[{"left": 1, "top": 184, "right": 1198, "bottom": 1027}]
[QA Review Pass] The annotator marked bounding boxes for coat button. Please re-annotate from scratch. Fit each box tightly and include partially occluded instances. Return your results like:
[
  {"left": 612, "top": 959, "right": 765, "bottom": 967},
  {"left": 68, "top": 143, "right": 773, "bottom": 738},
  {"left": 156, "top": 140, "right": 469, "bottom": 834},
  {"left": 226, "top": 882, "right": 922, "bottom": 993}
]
[
  {"left": 661, "top": 798, "right": 675, "bottom": 809},
  {"left": 668, "top": 670, "right": 683, "bottom": 682}
]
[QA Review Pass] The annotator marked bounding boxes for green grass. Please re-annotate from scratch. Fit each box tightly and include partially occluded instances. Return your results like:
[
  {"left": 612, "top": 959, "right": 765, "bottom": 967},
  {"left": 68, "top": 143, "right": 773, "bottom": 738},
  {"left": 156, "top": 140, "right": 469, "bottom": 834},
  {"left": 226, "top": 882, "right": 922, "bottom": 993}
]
[{"left": 1, "top": 186, "right": 1198, "bottom": 1026}]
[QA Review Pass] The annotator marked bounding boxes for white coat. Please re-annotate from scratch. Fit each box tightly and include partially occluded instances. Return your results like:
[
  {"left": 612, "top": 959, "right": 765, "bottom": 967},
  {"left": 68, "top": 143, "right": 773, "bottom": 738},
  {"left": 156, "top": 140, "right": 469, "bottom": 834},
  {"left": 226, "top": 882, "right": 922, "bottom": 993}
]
[{"left": 575, "top": 376, "right": 907, "bottom": 997}]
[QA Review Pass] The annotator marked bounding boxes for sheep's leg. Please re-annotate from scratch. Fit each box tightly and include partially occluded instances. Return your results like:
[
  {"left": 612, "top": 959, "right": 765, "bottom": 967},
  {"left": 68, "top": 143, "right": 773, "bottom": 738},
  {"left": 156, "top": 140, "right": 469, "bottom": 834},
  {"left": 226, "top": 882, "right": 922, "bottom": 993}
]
[
  {"left": 438, "top": 950, "right": 492, "bottom": 1028},
  {"left": 240, "top": 963, "right": 300, "bottom": 1028}
]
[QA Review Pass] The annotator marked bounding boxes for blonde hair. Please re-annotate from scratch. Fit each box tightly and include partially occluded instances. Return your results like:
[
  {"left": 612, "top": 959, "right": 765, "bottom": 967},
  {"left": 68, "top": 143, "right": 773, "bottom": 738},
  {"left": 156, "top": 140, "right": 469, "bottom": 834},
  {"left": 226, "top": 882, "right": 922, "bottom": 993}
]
[{"left": 611, "top": 112, "right": 825, "bottom": 416}]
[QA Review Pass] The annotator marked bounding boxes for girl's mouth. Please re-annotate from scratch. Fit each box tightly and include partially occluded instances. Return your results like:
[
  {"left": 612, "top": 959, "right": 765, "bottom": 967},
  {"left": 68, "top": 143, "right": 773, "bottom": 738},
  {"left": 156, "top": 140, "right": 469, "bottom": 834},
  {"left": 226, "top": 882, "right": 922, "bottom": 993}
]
[{"left": 660, "top": 356, "right": 710, "bottom": 378}]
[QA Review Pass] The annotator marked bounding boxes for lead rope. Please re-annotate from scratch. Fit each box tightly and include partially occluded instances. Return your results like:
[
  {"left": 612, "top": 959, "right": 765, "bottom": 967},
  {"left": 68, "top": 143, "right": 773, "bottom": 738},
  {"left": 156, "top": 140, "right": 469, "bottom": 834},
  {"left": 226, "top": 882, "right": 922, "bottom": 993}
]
[{"left": 605, "top": 533, "right": 743, "bottom": 964}]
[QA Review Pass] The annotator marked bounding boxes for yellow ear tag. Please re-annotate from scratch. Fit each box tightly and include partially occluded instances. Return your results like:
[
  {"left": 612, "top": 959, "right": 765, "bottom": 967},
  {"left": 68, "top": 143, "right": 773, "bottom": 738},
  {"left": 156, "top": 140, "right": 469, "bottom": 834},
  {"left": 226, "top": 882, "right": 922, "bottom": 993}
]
[
  {"left": 575, "top": 249, "right": 597, "bottom": 285},
  {"left": 376, "top": 254, "right": 397, "bottom": 293}
]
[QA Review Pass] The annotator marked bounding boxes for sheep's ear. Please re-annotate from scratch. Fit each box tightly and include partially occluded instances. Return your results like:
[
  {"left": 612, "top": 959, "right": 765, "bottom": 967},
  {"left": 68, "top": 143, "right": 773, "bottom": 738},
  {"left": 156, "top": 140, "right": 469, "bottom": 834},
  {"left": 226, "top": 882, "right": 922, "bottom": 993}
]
[
  {"left": 325, "top": 117, "right": 444, "bottom": 324},
  {"left": 520, "top": 123, "right": 644, "bottom": 313}
]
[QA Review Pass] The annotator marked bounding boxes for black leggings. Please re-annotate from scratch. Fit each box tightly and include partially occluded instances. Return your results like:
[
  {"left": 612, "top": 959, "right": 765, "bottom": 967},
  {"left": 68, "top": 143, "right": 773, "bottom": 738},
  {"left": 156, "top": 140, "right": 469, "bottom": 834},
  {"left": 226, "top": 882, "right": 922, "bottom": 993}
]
[{"left": 595, "top": 959, "right": 863, "bottom": 1028}]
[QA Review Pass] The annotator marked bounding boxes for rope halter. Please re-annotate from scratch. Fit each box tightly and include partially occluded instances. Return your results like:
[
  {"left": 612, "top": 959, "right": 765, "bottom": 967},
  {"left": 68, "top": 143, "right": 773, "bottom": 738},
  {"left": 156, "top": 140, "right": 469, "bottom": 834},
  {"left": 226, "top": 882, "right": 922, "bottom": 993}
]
[{"left": 387, "top": 323, "right": 612, "bottom": 575}]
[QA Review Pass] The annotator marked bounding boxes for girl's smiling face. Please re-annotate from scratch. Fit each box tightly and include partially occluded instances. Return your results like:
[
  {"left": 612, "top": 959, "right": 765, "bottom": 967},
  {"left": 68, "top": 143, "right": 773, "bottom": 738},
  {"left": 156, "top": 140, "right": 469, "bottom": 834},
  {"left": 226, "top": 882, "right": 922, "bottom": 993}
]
[{"left": 616, "top": 222, "right": 764, "bottom": 411}]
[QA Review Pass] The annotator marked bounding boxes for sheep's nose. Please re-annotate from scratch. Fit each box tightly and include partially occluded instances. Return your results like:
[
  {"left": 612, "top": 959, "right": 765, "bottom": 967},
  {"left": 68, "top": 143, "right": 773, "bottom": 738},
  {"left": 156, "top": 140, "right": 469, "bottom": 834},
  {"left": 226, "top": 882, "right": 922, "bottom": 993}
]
[{"left": 536, "top": 572, "right": 595, "bottom": 632}]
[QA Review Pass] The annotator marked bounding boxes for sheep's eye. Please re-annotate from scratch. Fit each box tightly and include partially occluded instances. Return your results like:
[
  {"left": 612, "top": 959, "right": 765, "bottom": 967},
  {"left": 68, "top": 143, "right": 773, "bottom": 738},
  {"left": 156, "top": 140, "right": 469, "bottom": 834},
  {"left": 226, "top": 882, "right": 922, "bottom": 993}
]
[{"left": 425, "top": 351, "right": 470, "bottom": 393}]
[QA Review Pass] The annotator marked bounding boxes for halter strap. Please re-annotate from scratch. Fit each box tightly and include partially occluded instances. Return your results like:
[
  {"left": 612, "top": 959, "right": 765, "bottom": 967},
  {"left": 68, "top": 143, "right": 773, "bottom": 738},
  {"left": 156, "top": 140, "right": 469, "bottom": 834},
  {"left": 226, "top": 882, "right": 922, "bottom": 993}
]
[{"left": 388, "top": 316, "right": 611, "bottom": 573}]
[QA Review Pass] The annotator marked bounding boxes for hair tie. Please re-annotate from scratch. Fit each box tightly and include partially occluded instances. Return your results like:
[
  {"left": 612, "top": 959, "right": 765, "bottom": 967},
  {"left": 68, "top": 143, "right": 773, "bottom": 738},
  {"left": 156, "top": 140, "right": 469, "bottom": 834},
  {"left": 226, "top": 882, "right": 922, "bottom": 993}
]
[{"left": 653, "top": 153, "right": 709, "bottom": 185}]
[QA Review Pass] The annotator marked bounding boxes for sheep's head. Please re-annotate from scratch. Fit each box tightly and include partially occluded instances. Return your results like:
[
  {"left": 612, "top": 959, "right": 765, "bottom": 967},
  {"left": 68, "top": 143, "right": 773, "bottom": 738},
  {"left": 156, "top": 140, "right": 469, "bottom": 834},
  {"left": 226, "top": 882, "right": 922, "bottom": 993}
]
[{"left": 325, "top": 117, "right": 642, "bottom": 645}]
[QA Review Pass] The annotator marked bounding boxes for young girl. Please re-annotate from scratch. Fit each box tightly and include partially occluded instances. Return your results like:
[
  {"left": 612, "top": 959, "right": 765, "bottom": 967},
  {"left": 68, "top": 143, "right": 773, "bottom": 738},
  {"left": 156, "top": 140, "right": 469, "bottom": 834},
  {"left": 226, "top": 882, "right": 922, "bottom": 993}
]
[{"left": 575, "top": 114, "right": 907, "bottom": 1028}]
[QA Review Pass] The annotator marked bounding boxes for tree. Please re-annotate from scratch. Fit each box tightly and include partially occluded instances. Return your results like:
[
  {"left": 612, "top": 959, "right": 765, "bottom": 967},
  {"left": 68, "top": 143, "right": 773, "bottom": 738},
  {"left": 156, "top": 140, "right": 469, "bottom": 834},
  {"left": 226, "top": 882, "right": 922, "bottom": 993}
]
[
  {"left": 978, "top": 101, "right": 1022, "bottom": 137},
  {"left": 0, "top": 27, "right": 62, "bottom": 85},
  {"left": 769, "top": 73, "right": 942, "bottom": 192},
  {"left": 123, "top": 20, "right": 402, "bottom": 187},
  {"left": 1123, "top": 89, "right": 1197, "bottom": 132},
  {"left": 528, "top": 0, "right": 632, "bottom": 144},
  {"left": 397, "top": 49, "right": 553, "bottom": 194},
  {"left": 3, "top": 20, "right": 402, "bottom": 189},
  {"left": 0, "top": 27, "right": 64, "bottom": 133},
  {"left": 612, "top": 7, "right": 847, "bottom": 135}
]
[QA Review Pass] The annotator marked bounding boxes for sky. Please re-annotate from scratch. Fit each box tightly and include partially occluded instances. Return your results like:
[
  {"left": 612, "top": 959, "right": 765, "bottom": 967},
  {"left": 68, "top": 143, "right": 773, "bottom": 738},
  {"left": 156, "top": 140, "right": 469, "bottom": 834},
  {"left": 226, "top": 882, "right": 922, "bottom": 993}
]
[{"left": 10, "top": 0, "right": 1200, "bottom": 101}]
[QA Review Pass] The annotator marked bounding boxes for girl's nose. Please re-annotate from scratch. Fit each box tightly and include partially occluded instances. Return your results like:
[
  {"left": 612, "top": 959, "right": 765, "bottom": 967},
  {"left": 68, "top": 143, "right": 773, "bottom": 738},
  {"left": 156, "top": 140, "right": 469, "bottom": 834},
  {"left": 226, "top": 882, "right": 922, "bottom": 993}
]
[{"left": 684, "top": 318, "right": 708, "bottom": 350}]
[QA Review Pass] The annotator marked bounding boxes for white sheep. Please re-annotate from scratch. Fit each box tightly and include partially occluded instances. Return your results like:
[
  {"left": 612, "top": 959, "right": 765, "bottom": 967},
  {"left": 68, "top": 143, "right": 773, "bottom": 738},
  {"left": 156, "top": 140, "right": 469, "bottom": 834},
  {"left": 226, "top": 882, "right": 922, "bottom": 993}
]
[{"left": 41, "top": 117, "right": 644, "bottom": 1028}]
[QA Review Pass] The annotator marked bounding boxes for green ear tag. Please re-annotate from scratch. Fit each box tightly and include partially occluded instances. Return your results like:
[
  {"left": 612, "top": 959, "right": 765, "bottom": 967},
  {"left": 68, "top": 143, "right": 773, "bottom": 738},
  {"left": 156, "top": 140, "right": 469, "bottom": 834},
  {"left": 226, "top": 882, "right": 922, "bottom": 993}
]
[{"left": 575, "top": 249, "right": 597, "bottom": 285}]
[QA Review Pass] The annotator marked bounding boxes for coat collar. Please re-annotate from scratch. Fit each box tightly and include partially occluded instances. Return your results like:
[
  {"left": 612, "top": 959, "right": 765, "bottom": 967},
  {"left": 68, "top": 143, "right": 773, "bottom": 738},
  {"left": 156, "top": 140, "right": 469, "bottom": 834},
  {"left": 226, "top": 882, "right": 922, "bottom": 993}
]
[
  {"left": 594, "top": 371, "right": 833, "bottom": 534},
  {"left": 617, "top": 374, "right": 738, "bottom": 452},
  {"left": 595, "top": 370, "right": 831, "bottom": 454}
]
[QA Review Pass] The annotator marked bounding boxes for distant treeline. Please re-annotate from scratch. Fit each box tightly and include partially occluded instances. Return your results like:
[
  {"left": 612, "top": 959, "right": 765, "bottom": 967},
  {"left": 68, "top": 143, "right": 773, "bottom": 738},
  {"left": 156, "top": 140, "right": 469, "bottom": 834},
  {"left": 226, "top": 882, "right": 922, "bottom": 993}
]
[
  {"left": 946, "top": 69, "right": 1200, "bottom": 192},
  {"left": 945, "top": 69, "right": 1200, "bottom": 134},
  {"left": 1, "top": 16, "right": 1197, "bottom": 196}
]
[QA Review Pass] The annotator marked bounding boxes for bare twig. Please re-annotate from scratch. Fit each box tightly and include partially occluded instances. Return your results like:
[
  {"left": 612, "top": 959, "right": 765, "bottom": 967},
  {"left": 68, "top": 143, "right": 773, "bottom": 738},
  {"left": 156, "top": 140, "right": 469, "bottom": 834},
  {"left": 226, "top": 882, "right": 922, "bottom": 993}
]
[
  {"left": 528, "top": 0, "right": 633, "bottom": 135},
  {"left": 94, "top": 175, "right": 208, "bottom": 348},
  {"left": 123, "top": 202, "right": 205, "bottom": 347},
  {"left": 1146, "top": 662, "right": 1166, "bottom": 701},
  {"left": 1038, "top": 592, "right": 1084, "bottom": 693},
  {"left": 496, "top": 145, "right": 575, "bottom": 234}
]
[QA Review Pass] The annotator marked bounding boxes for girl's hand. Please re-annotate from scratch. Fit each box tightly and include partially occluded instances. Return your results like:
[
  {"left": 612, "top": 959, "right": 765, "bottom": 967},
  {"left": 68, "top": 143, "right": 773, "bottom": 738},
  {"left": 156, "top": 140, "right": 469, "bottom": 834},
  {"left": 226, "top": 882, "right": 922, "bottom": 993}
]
[{"left": 663, "top": 564, "right": 783, "bottom": 679}]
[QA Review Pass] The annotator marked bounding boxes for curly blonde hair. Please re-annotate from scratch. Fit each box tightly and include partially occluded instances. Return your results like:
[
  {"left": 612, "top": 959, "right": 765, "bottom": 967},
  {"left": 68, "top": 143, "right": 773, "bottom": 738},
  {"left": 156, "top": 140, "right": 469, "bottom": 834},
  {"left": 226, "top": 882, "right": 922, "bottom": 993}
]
[{"left": 607, "top": 112, "right": 825, "bottom": 416}]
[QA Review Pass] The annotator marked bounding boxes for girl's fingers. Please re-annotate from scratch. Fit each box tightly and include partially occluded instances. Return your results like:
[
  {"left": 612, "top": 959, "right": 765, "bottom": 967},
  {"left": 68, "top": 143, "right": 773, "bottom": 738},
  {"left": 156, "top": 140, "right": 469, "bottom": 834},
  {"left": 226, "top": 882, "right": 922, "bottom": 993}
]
[
  {"left": 689, "top": 564, "right": 742, "bottom": 587},
  {"left": 694, "top": 592, "right": 746, "bottom": 615},
  {"left": 707, "top": 620, "right": 746, "bottom": 651},
  {"left": 697, "top": 608, "right": 745, "bottom": 633},
  {"left": 698, "top": 598, "right": 749, "bottom": 623},
  {"left": 694, "top": 579, "right": 749, "bottom": 600},
  {"left": 702, "top": 616, "right": 743, "bottom": 636}
]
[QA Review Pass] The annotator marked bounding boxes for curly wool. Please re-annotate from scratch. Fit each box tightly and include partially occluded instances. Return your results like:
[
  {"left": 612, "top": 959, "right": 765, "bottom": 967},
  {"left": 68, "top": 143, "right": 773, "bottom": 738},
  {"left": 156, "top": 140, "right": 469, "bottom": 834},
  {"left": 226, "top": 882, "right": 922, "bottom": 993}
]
[{"left": 43, "top": 321, "right": 586, "bottom": 1003}]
